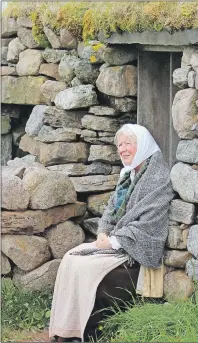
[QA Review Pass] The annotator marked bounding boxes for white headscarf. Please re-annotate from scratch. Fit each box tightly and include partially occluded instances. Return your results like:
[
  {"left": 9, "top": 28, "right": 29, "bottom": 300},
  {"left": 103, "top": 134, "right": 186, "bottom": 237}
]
[{"left": 115, "top": 124, "right": 161, "bottom": 179}]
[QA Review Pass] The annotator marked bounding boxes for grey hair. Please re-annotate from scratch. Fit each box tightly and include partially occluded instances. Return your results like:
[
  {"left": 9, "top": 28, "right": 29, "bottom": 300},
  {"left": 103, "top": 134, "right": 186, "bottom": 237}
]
[{"left": 114, "top": 125, "right": 137, "bottom": 146}]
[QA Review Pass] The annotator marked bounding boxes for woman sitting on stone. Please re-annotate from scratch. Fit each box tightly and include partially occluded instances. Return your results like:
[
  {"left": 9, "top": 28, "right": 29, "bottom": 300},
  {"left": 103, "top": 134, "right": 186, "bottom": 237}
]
[{"left": 49, "top": 124, "right": 174, "bottom": 342}]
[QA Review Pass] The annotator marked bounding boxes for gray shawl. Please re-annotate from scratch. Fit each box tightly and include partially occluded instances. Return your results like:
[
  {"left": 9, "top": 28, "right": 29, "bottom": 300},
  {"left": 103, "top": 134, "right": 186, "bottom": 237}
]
[{"left": 97, "top": 151, "right": 174, "bottom": 268}]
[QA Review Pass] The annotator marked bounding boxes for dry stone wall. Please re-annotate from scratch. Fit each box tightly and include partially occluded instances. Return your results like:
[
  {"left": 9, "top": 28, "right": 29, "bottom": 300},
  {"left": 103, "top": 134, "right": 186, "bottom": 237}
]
[
  {"left": 1, "top": 16, "right": 198, "bottom": 300},
  {"left": 163, "top": 47, "right": 198, "bottom": 300}
]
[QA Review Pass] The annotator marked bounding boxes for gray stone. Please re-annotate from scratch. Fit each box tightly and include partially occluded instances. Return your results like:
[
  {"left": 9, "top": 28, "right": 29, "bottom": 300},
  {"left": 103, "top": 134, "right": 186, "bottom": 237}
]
[
  {"left": 172, "top": 88, "right": 198, "bottom": 139},
  {"left": 1, "top": 46, "right": 8, "bottom": 65},
  {"left": 187, "top": 225, "right": 198, "bottom": 258},
  {"left": 1, "top": 252, "right": 11, "bottom": 275},
  {"left": 186, "top": 258, "right": 198, "bottom": 281},
  {"left": 87, "top": 191, "right": 112, "bottom": 216},
  {"left": 172, "top": 66, "right": 191, "bottom": 89},
  {"left": 1, "top": 17, "right": 18, "bottom": 38},
  {"left": 164, "top": 270, "right": 194, "bottom": 301},
  {"left": 2, "top": 173, "right": 29, "bottom": 210},
  {"left": 1, "top": 115, "right": 11, "bottom": 134},
  {"left": 81, "top": 129, "right": 97, "bottom": 138},
  {"left": 96, "top": 65, "right": 137, "bottom": 97},
  {"left": 58, "top": 55, "right": 80, "bottom": 83},
  {"left": 1, "top": 66, "right": 16, "bottom": 76},
  {"left": 39, "top": 141, "right": 89, "bottom": 166},
  {"left": 169, "top": 199, "right": 196, "bottom": 224},
  {"left": 1, "top": 134, "right": 12, "bottom": 165},
  {"left": 111, "top": 165, "right": 122, "bottom": 174},
  {"left": 40, "top": 80, "right": 67, "bottom": 102},
  {"left": 39, "top": 63, "right": 60, "bottom": 80},
  {"left": 89, "top": 145, "right": 120, "bottom": 164},
  {"left": 60, "top": 29, "right": 77, "bottom": 49},
  {"left": 83, "top": 217, "right": 99, "bottom": 236},
  {"left": 17, "top": 27, "right": 39, "bottom": 48},
  {"left": 23, "top": 169, "right": 77, "bottom": 209},
  {"left": 19, "top": 134, "right": 41, "bottom": 156},
  {"left": 170, "top": 162, "right": 198, "bottom": 203},
  {"left": 74, "top": 59, "right": 100, "bottom": 84},
  {"left": 2, "top": 165, "right": 26, "bottom": 179},
  {"left": 181, "top": 47, "right": 196, "bottom": 67},
  {"left": 17, "top": 17, "right": 33, "bottom": 28},
  {"left": 45, "top": 220, "right": 85, "bottom": 258},
  {"left": 78, "top": 41, "right": 104, "bottom": 63},
  {"left": 70, "top": 174, "right": 119, "bottom": 193},
  {"left": 43, "top": 26, "right": 61, "bottom": 49},
  {"left": 82, "top": 114, "right": 119, "bottom": 132},
  {"left": 16, "top": 49, "right": 43, "bottom": 76},
  {"left": 101, "top": 46, "right": 137, "bottom": 66},
  {"left": 2, "top": 234, "right": 51, "bottom": 271},
  {"left": 13, "top": 259, "right": 61, "bottom": 291},
  {"left": 1, "top": 104, "right": 20, "bottom": 118},
  {"left": 1, "top": 38, "right": 13, "bottom": 46},
  {"left": 12, "top": 126, "right": 25, "bottom": 146},
  {"left": 44, "top": 106, "right": 85, "bottom": 128},
  {"left": 25, "top": 105, "right": 46, "bottom": 136},
  {"left": 7, "top": 37, "right": 26, "bottom": 63},
  {"left": 2, "top": 202, "right": 86, "bottom": 235},
  {"left": 7, "top": 154, "right": 37, "bottom": 167},
  {"left": 164, "top": 250, "right": 192, "bottom": 268},
  {"left": 188, "top": 70, "right": 196, "bottom": 88},
  {"left": 2, "top": 76, "right": 48, "bottom": 105},
  {"left": 176, "top": 139, "right": 198, "bottom": 164},
  {"left": 36, "top": 126, "right": 77, "bottom": 143},
  {"left": 42, "top": 48, "right": 70, "bottom": 63},
  {"left": 89, "top": 106, "right": 117, "bottom": 116},
  {"left": 71, "top": 77, "right": 82, "bottom": 87},
  {"left": 99, "top": 94, "right": 137, "bottom": 112},
  {"left": 167, "top": 226, "right": 189, "bottom": 250},
  {"left": 83, "top": 137, "right": 115, "bottom": 145},
  {"left": 54, "top": 85, "right": 98, "bottom": 110},
  {"left": 195, "top": 74, "right": 198, "bottom": 90},
  {"left": 190, "top": 50, "right": 198, "bottom": 73},
  {"left": 47, "top": 162, "right": 111, "bottom": 176}
]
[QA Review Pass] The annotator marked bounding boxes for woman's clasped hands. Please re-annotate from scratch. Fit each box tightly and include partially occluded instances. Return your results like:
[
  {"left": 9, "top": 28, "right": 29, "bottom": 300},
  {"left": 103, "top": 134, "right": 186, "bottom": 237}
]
[{"left": 95, "top": 233, "right": 112, "bottom": 249}]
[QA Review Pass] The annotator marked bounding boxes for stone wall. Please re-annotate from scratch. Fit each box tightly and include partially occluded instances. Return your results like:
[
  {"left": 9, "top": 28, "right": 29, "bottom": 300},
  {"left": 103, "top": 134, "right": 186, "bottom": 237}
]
[
  {"left": 1, "top": 16, "right": 198, "bottom": 299},
  {"left": 163, "top": 47, "right": 198, "bottom": 300}
]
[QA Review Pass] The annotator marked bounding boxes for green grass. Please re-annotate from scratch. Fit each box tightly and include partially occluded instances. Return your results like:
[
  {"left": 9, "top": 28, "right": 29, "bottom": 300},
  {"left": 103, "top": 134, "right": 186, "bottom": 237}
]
[
  {"left": 96, "top": 298, "right": 198, "bottom": 342},
  {"left": 1, "top": 278, "right": 52, "bottom": 341}
]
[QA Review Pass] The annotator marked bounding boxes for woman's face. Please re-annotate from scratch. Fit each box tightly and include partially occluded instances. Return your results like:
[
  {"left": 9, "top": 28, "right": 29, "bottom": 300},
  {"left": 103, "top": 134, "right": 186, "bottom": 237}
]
[{"left": 117, "top": 133, "right": 137, "bottom": 166}]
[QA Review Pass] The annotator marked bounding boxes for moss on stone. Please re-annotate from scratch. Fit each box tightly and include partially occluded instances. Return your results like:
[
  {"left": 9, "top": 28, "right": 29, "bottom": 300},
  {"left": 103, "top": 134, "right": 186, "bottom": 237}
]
[{"left": 3, "top": 2, "right": 198, "bottom": 43}]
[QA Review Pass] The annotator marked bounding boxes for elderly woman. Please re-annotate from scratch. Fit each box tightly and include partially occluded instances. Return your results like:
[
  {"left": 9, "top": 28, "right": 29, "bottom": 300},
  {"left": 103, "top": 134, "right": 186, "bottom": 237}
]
[{"left": 49, "top": 124, "right": 174, "bottom": 342}]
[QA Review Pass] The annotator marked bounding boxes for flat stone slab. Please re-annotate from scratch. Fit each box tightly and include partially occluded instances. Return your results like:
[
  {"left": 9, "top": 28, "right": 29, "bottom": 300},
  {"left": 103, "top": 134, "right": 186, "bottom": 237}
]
[
  {"left": 99, "top": 29, "right": 198, "bottom": 47},
  {"left": 70, "top": 174, "right": 119, "bottom": 193}
]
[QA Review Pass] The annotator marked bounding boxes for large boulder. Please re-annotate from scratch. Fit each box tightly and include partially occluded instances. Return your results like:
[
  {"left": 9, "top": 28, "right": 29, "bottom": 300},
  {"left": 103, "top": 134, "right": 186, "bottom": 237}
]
[
  {"left": 172, "top": 66, "right": 190, "bottom": 89},
  {"left": 7, "top": 37, "right": 26, "bottom": 63},
  {"left": 96, "top": 65, "right": 137, "bottom": 97},
  {"left": 13, "top": 259, "right": 61, "bottom": 291},
  {"left": 164, "top": 250, "right": 192, "bottom": 268},
  {"left": 2, "top": 173, "right": 29, "bottom": 210},
  {"left": 101, "top": 46, "right": 137, "bottom": 66},
  {"left": 2, "top": 202, "right": 86, "bottom": 234},
  {"left": 55, "top": 85, "right": 98, "bottom": 110},
  {"left": 47, "top": 162, "right": 111, "bottom": 176},
  {"left": 70, "top": 174, "right": 119, "bottom": 193},
  {"left": 170, "top": 163, "right": 198, "bottom": 203},
  {"left": 25, "top": 105, "right": 46, "bottom": 136},
  {"left": 43, "top": 106, "right": 85, "bottom": 128},
  {"left": 82, "top": 114, "right": 119, "bottom": 132},
  {"left": 176, "top": 139, "right": 198, "bottom": 164},
  {"left": 43, "top": 26, "right": 61, "bottom": 49},
  {"left": 187, "top": 225, "right": 198, "bottom": 258},
  {"left": 16, "top": 49, "right": 43, "bottom": 76},
  {"left": 39, "top": 141, "right": 89, "bottom": 166},
  {"left": 1, "top": 235, "right": 51, "bottom": 271},
  {"left": 17, "top": 27, "right": 40, "bottom": 48},
  {"left": 169, "top": 199, "right": 196, "bottom": 224},
  {"left": 1, "top": 17, "right": 18, "bottom": 38},
  {"left": 35, "top": 126, "right": 77, "bottom": 143},
  {"left": 89, "top": 145, "right": 120, "bottom": 164},
  {"left": 172, "top": 88, "right": 198, "bottom": 139},
  {"left": 164, "top": 270, "right": 194, "bottom": 301},
  {"left": 45, "top": 220, "right": 85, "bottom": 258},
  {"left": 23, "top": 169, "right": 77, "bottom": 209},
  {"left": 2, "top": 76, "right": 49, "bottom": 104}
]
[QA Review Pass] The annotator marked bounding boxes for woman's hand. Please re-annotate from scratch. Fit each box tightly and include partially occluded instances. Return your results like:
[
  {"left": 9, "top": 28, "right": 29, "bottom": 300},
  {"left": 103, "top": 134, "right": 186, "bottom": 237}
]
[{"left": 95, "top": 234, "right": 112, "bottom": 249}]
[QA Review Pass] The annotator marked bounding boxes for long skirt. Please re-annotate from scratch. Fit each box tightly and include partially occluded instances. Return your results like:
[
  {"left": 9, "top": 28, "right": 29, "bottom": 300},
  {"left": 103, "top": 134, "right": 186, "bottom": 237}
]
[{"left": 49, "top": 243, "right": 128, "bottom": 341}]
